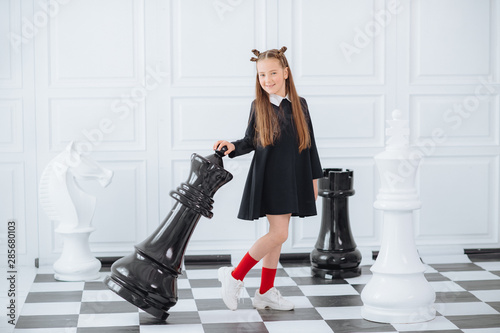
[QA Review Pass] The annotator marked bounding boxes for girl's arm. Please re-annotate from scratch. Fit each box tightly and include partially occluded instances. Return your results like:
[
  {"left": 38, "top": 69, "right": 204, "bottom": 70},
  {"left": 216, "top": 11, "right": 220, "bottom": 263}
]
[
  {"left": 301, "top": 98, "right": 323, "bottom": 179},
  {"left": 313, "top": 178, "right": 318, "bottom": 201},
  {"left": 213, "top": 103, "right": 256, "bottom": 158}
]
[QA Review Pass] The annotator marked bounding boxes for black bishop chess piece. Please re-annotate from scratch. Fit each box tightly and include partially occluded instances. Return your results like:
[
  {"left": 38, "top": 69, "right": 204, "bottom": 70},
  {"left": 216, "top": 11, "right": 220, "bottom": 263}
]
[
  {"left": 104, "top": 148, "right": 233, "bottom": 320},
  {"left": 311, "top": 168, "right": 362, "bottom": 279}
]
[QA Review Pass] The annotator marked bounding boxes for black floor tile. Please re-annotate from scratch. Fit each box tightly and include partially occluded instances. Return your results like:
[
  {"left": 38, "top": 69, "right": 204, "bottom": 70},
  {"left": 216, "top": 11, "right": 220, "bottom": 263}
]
[
  {"left": 84, "top": 281, "right": 109, "bottom": 290},
  {"left": 425, "top": 273, "right": 451, "bottom": 282},
  {"left": 429, "top": 263, "right": 484, "bottom": 272},
  {"left": 25, "top": 291, "right": 83, "bottom": 303},
  {"left": 326, "top": 318, "right": 397, "bottom": 332},
  {"left": 291, "top": 276, "right": 349, "bottom": 285},
  {"left": 178, "top": 288, "right": 194, "bottom": 299},
  {"left": 447, "top": 314, "right": 500, "bottom": 329},
  {"left": 351, "top": 284, "right": 366, "bottom": 294},
  {"left": 77, "top": 326, "right": 140, "bottom": 333},
  {"left": 80, "top": 301, "right": 139, "bottom": 314},
  {"left": 435, "top": 291, "right": 481, "bottom": 303},
  {"left": 467, "top": 253, "right": 500, "bottom": 262},
  {"left": 456, "top": 280, "right": 500, "bottom": 291},
  {"left": 203, "top": 322, "right": 269, "bottom": 333},
  {"left": 308, "top": 295, "right": 363, "bottom": 307},
  {"left": 189, "top": 278, "right": 222, "bottom": 288},
  {"left": 404, "top": 331, "right": 462, "bottom": 333},
  {"left": 33, "top": 274, "right": 58, "bottom": 283},
  {"left": 258, "top": 308, "right": 323, "bottom": 321},
  {"left": 15, "top": 314, "right": 79, "bottom": 329},
  {"left": 486, "top": 301, "right": 500, "bottom": 312},
  {"left": 140, "top": 311, "right": 201, "bottom": 325}
]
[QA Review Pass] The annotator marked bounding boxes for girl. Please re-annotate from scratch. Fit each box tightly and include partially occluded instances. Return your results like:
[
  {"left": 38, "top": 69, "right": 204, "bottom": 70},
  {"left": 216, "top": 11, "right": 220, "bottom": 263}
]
[{"left": 213, "top": 46, "right": 322, "bottom": 311}]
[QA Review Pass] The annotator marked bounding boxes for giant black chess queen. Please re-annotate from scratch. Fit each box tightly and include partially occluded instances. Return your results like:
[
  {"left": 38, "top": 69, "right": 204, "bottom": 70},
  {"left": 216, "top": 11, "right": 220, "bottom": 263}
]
[{"left": 104, "top": 149, "right": 233, "bottom": 320}]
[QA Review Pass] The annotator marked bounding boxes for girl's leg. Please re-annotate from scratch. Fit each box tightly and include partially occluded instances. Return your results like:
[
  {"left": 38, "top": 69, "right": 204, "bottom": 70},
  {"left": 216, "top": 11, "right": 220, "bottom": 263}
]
[
  {"left": 260, "top": 243, "right": 281, "bottom": 294},
  {"left": 251, "top": 214, "right": 294, "bottom": 310},
  {"left": 258, "top": 214, "right": 289, "bottom": 294},
  {"left": 248, "top": 214, "right": 291, "bottom": 260},
  {"left": 232, "top": 214, "right": 291, "bottom": 281},
  {"left": 219, "top": 214, "right": 291, "bottom": 311}
]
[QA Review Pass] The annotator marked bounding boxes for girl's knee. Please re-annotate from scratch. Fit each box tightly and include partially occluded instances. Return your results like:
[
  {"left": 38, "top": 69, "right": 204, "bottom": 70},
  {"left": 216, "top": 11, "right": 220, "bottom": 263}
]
[{"left": 270, "top": 229, "right": 288, "bottom": 245}]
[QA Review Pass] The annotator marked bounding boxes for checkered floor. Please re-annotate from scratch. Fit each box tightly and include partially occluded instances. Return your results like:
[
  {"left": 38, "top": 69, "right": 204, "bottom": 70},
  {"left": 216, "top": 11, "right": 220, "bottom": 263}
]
[{"left": 12, "top": 255, "right": 500, "bottom": 333}]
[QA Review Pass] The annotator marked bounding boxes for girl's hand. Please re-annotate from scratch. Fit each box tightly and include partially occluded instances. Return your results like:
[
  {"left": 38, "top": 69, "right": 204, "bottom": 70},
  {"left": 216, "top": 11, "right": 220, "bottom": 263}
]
[{"left": 213, "top": 140, "right": 235, "bottom": 156}]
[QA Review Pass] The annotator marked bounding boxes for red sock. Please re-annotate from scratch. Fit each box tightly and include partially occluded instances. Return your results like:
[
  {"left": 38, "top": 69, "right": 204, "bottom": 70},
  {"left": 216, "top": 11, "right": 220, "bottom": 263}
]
[
  {"left": 259, "top": 267, "right": 277, "bottom": 294},
  {"left": 231, "top": 252, "right": 259, "bottom": 281}
]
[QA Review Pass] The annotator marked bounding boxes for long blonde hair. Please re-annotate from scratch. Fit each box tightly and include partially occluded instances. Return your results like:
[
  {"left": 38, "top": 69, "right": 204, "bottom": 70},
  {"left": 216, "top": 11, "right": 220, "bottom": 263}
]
[{"left": 250, "top": 47, "right": 311, "bottom": 153}]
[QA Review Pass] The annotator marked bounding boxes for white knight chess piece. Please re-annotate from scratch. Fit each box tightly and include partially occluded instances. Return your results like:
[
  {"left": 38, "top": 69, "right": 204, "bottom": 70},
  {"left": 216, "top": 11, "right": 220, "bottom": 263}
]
[
  {"left": 39, "top": 142, "right": 113, "bottom": 281},
  {"left": 361, "top": 110, "right": 436, "bottom": 323}
]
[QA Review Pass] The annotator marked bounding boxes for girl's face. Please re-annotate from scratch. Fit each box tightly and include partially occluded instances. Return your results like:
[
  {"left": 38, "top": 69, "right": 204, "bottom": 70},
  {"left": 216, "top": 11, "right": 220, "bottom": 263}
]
[{"left": 257, "top": 58, "right": 288, "bottom": 97}]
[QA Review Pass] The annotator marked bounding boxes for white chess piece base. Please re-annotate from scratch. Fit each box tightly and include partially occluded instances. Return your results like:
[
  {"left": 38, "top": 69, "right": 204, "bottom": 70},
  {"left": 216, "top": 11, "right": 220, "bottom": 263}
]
[
  {"left": 53, "top": 228, "right": 101, "bottom": 281},
  {"left": 361, "top": 212, "right": 436, "bottom": 323}
]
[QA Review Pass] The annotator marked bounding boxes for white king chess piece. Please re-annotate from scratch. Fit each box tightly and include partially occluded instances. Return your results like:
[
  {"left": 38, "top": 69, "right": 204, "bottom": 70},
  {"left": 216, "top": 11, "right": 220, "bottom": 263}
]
[
  {"left": 361, "top": 110, "right": 436, "bottom": 323},
  {"left": 39, "top": 142, "right": 113, "bottom": 281}
]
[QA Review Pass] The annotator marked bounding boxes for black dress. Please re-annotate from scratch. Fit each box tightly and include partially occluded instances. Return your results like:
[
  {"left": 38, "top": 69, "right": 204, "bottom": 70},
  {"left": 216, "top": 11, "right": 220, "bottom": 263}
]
[{"left": 229, "top": 97, "right": 323, "bottom": 221}]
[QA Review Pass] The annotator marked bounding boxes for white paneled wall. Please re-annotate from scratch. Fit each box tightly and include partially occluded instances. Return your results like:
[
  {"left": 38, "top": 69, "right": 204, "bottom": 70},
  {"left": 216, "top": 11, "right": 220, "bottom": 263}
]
[{"left": 1, "top": 0, "right": 499, "bottom": 266}]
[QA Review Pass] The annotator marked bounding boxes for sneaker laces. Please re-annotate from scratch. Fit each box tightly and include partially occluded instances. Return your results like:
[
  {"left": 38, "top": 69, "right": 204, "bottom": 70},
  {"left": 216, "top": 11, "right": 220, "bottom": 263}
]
[
  {"left": 234, "top": 280, "right": 244, "bottom": 303},
  {"left": 269, "top": 287, "right": 284, "bottom": 305}
]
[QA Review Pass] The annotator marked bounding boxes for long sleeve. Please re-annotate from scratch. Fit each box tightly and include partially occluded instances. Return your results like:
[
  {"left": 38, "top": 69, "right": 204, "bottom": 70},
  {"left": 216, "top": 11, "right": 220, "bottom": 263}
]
[
  {"left": 229, "top": 101, "right": 256, "bottom": 158},
  {"left": 301, "top": 98, "right": 323, "bottom": 179}
]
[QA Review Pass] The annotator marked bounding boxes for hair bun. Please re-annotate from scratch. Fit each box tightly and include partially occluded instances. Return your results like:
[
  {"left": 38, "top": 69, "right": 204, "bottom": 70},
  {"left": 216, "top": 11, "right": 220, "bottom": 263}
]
[
  {"left": 279, "top": 46, "right": 287, "bottom": 54},
  {"left": 250, "top": 49, "right": 261, "bottom": 62}
]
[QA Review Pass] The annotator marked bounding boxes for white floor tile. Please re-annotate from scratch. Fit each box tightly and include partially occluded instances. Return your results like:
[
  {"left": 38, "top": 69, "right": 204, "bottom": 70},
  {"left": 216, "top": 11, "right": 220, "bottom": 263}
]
[
  {"left": 78, "top": 312, "right": 140, "bottom": 327},
  {"left": 440, "top": 270, "right": 500, "bottom": 281},
  {"left": 283, "top": 266, "right": 313, "bottom": 277},
  {"left": 36, "top": 266, "right": 55, "bottom": 274},
  {"left": 316, "top": 305, "right": 363, "bottom": 320},
  {"left": 470, "top": 290, "right": 500, "bottom": 302},
  {"left": 17, "top": 267, "right": 39, "bottom": 292},
  {"left": 242, "top": 277, "right": 261, "bottom": 288},
  {"left": 0, "top": 317, "right": 15, "bottom": 333},
  {"left": 177, "top": 278, "right": 191, "bottom": 289},
  {"left": 265, "top": 320, "right": 333, "bottom": 333},
  {"left": 287, "top": 295, "right": 313, "bottom": 308},
  {"left": 435, "top": 302, "right": 499, "bottom": 316},
  {"left": 393, "top": 315, "right": 459, "bottom": 331},
  {"left": 185, "top": 269, "right": 219, "bottom": 280},
  {"left": 474, "top": 261, "right": 500, "bottom": 271},
  {"left": 29, "top": 281, "right": 85, "bottom": 292},
  {"left": 274, "top": 276, "right": 299, "bottom": 286},
  {"left": 299, "top": 284, "right": 359, "bottom": 296},
  {"left": 81, "top": 289, "right": 126, "bottom": 302},
  {"left": 167, "top": 299, "right": 198, "bottom": 312},
  {"left": 140, "top": 324, "right": 204, "bottom": 333},
  {"left": 198, "top": 309, "right": 262, "bottom": 324},
  {"left": 191, "top": 287, "right": 250, "bottom": 300}
]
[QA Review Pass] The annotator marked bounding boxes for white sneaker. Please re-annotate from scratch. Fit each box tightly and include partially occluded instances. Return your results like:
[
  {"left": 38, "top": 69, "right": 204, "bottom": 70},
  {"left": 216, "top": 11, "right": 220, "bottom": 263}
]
[
  {"left": 218, "top": 267, "right": 244, "bottom": 311},
  {"left": 252, "top": 287, "right": 294, "bottom": 311}
]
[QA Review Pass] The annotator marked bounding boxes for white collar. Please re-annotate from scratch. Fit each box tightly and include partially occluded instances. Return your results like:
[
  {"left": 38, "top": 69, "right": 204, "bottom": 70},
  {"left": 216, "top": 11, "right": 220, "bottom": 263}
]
[{"left": 269, "top": 94, "right": 290, "bottom": 107}]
